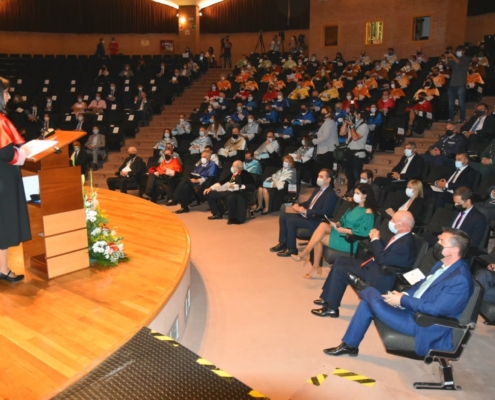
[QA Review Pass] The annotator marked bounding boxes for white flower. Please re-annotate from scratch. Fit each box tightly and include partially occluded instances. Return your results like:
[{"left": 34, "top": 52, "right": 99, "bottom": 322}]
[
  {"left": 118, "top": 243, "right": 124, "bottom": 251},
  {"left": 91, "top": 228, "right": 102, "bottom": 236},
  {"left": 111, "top": 230, "right": 117, "bottom": 236}
]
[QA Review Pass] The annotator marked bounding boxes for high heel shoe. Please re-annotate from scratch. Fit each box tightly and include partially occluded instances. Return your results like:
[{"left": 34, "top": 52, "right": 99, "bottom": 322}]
[
  {"left": 302, "top": 267, "right": 322, "bottom": 279},
  {"left": 291, "top": 253, "right": 309, "bottom": 263}
]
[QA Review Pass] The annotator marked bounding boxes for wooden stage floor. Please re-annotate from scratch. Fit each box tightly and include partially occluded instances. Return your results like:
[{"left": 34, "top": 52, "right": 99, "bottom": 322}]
[{"left": 0, "top": 190, "right": 191, "bottom": 400}]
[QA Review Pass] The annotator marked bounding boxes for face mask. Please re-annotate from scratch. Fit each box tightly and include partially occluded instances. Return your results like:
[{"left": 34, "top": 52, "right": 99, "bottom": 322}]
[
  {"left": 283, "top": 161, "right": 289, "bottom": 168},
  {"left": 245, "top": 159, "right": 252, "bottom": 163},
  {"left": 78, "top": 116, "right": 83, "bottom": 121},
  {"left": 201, "top": 157, "right": 208, "bottom": 164},
  {"left": 455, "top": 160, "right": 465, "bottom": 169},
  {"left": 32, "top": 107, "right": 37, "bottom": 111},
  {"left": 164, "top": 154, "right": 171, "bottom": 161},
  {"left": 391, "top": 84, "right": 396, "bottom": 89},
  {"left": 335, "top": 107, "right": 341, "bottom": 113},
  {"left": 404, "top": 149, "right": 413, "bottom": 157},
  {"left": 126, "top": 67, "right": 129, "bottom": 70},
  {"left": 208, "top": 108, "right": 213, "bottom": 112},
  {"left": 180, "top": 118, "right": 185, "bottom": 123},
  {"left": 111, "top": 86, "right": 115, "bottom": 90},
  {"left": 357, "top": 84, "right": 363, "bottom": 88},
  {"left": 78, "top": 98, "right": 82, "bottom": 102},
  {"left": 438, "top": 66, "right": 444, "bottom": 70},
  {"left": 446, "top": 129, "right": 454, "bottom": 136},
  {"left": 138, "top": 87, "right": 143, "bottom": 91},
  {"left": 353, "top": 194, "right": 362, "bottom": 204},
  {"left": 360, "top": 179, "right": 368, "bottom": 184},
  {"left": 312, "top": 57, "right": 316, "bottom": 61},
  {"left": 128, "top": 153, "right": 136, "bottom": 158},
  {"left": 456, "top": 51, "right": 463, "bottom": 57},
  {"left": 199, "top": 131, "right": 205, "bottom": 137},
  {"left": 370, "top": 107, "right": 376, "bottom": 113},
  {"left": 476, "top": 110, "right": 485, "bottom": 117},
  {"left": 96, "top": 97, "right": 100, "bottom": 101},
  {"left": 418, "top": 96, "right": 425, "bottom": 102},
  {"left": 388, "top": 221, "right": 398, "bottom": 234},
  {"left": 432, "top": 243, "right": 445, "bottom": 261},
  {"left": 405, "top": 188, "right": 415, "bottom": 198},
  {"left": 316, "top": 178, "right": 325, "bottom": 187},
  {"left": 278, "top": 96, "right": 283, "bottom": 100},
  {"left": 212, "top": 86, "right": 216, "bottom": 90},
  {"left": 230, "top": 166, "right": 235, "bottom": 174},
  {"left": 47, "top": 100, "right": 52, "bottom": 104},
  {"left": 297, "top": 86, "right": 302, "bottom": 90},
  {"left": 248, "top": 97, "right": 253, "bottom": 101},
  {"left": 248, "top": 118, "right": 254, "bottom": 123},
  {"left": 346, "top": 96, "right": 352, "bottom": 100},
  {"left": 93, "top": 130, "right": 98, "bottom": 134},
  {"left": 237, "top": 106, "right": 242, "bottom": 111},
  {"left": 164, "top": 133, "right": 170, "bottom": 138},
  {"left": 301, "top": 140, "right": 305, "bottom": 146},
  {"left": 375, "top": 66, "right": 381, "bottom": 70},
  {"left": 44, "top": 117, "right": 49, "bottom": 121},
  {"left": 454, "top": 203, "right": 466, "bottom": 211},
  {"left": 301, "top": 109, "right": 307, "bottom": 113},
  {"left": 74, "top": 147, "right": 80, "bottom": 151},
  {"left": 232, "top": 134, "right": 239, "bottom": 140}
]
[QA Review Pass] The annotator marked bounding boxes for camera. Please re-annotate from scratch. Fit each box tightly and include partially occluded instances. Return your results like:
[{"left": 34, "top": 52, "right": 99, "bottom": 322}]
[
  {"left": 298, "top": 34, "right": 305, "bottom": 44},
  {"left": 444, "top": 50, "right": 451, "bottom": 55}
]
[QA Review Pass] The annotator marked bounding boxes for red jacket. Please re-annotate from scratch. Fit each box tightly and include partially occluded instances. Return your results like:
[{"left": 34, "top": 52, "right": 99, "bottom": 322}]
[{"left": 378, "top": 97, "right": 396, "bottom": 111}]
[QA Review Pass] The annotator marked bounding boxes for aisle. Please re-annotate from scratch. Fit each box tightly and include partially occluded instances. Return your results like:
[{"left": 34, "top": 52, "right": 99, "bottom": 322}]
[{"left": 174, "top": 187, "right": 493, "bottom": 400}]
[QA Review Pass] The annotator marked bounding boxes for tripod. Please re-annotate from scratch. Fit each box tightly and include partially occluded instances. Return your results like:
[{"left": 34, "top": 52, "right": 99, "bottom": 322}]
[{"left": 253, "top": 31, "right": 266, "bottom": 55}]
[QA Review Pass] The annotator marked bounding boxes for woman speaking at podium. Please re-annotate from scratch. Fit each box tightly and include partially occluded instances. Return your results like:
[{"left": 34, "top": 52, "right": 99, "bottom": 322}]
[{"left": 0, "top": 77, "right": 31, "bottom": 282}]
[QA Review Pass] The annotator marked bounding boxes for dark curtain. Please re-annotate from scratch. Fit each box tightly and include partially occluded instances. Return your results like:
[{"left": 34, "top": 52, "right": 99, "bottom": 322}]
[
  {"left": 468, "top": 0, "right": 495, "bottom": 16},
  {"left": 0, "top": 0, "right": 178, "bottom": 33},
  {"left": 201, "top": 0, "right": 310, "bottom": 34}
]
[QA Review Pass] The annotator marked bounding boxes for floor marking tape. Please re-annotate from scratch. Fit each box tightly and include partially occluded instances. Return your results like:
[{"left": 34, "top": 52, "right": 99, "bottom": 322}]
[
  {"left": 333, "top": 367, "right": 376, "bottom": 387},
  {"left": 306, "top": 373, "right": 328, "bottom": 386}
]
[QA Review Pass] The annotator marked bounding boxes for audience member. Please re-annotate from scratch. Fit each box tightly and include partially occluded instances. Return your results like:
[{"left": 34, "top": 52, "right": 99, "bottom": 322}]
[
  {"left": 88, "top": 93, "right": 107, "bottom": 113},
  {"left": 172, "top": 114, "right": 192, "bottom": 136},
  {"left": 380, "top": 179, "right": 424, "bottom": 223},
  {"left": 445, "top": 45, "right": 470, "bottom": 123},
  {"left": 254, "top": 132, "right": 280, "bottom": 162},
  {"left": 143, "top": 148, "right": 183, "bottom": 202},
  {"left": 243, "top": 151, "right": 262, "bottom": 177},
  {"left": 70, "top": 141, "right": 87, "bottom": 175},
  {"left": 422, "top": 123, "right": 466, "bottom": 167},
  {"left": 189, "top": 127, "right": 213, "bottom": 155},
  {"left": 218, "top": 127, "right": 247, "bottom": 161},
  {"left": 107, "top": 147, "right": 146, "bottom": 194},
  {"left": 85, "top": 126, "right": 106, "bottom": 170}
]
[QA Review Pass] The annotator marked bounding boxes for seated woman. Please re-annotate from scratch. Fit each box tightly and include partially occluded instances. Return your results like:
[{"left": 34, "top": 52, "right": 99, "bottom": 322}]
[
  {"left": 312, "top": 67, "right": 331, "bottom": 84},
  {"left": 204, "top": 83, "right": 220, "bottom": 102},
  {"left": 71, "top": 95, "right": 87, "bottom": 114},
  {"left": 342, "top": 92, "right": 358, "bottom": 112},
  {"left": 206, "top": 114, "right": 226, "bottom": 141},
  {"left": 389, "top": 80, "right": 406, "bottom": 100},
  {"left": 153, "top": 129, "right": 178, "bottom": 155},
  {"left": 200, "top": 106, "right": 216, "bottom": 125},
  {"left": 244, "top": 79, "right": 259, "bottom": 91},
  {"left": 380, "top": 179, "right": 424, "bottom": 224},
  {"left": 254, "top": 155, "right": 296, "bottom": 214},
  {"left": 413, "top": 79, "right": 439, "bottom": 102},
  {"left": 289, "top": 134, "right": 316, "bottom": 184},
  {"left": 292, "top": 184, "right": 376, "bottom": 278},
  {"left": 217, "top": 74, "right": 231, "bottom": 91},
  {"left": 319, "top": 82, "right": 339, "bottom": 102}
]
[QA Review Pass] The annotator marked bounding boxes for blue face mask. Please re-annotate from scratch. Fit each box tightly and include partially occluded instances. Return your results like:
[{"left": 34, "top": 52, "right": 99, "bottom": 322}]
[
  {"left": 388, "top": 221, "right": 398, "bottom": 234},
  {"left": 455, "top": 161, "right": 464, "bottom": 169}
]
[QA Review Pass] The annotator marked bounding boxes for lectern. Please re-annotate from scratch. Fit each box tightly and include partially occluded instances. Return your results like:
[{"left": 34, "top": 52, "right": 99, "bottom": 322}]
[{"left": 21, "top": 130, "right": 89, "bottom": 279}]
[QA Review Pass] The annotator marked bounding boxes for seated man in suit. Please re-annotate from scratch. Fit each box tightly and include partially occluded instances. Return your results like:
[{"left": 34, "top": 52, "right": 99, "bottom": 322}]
[
  {"left": 461, "top": 103, "right": 495, "bottom": 152},
  {"left": 143, "top": 148, "right": 183, "bottom": 202},
  {"left": 107, "top": 147, "right": 146, "bottom": 194},
  {"left": 270, "top": 169, "right": 337, "bottom": 257},
  {"left": 106, "top": 83, "right": 120, "bottom": 103},
  {"left": 84, "top": 126, "right": 106, "bottom": 170},
  {"left": 375, "top": 142, "right": 424, "bottom": 192},
  {"left": 474, "top": 263, "right": 495, "bottom": 304},
  {"left": 474, "top": 184, "right": 495, "bottom": 228},
  {"left": 133, "top": 92, "right": 148, "bottom": 122},
  {"left": 471, "top": 137, "right": 495, "bottom": 178},
  {"left": 311, "top": 211, "right": 416, "bottom": 318},
  {"left": 424, "top": 186, "right": 487, "bottom": 249},
  {"left": 41, "top": 113, "right": 56, "bottom": 133},
  {"left": 323, "top": 228, "right": 473, "bottom": 357},
  {"left": 175, "top": 151, "right": 220, "bottom": 214},
  {"left": 73, "top": 113, "right": 89, "bottom": 133},
  {"left": 425, "top": 152, "right": 477, "bottom": 207},
  {"left": 88, "top": 93, "right": 107, "bottom": 114},
  {"left": 421, "top": 123, "right": 466, "bottom": 168},
  {"left": 70, "top": 141, "right": 88, "bottom": 176},
  {"left": 204, "top": 160, "right": 256, "bottom": 225},
  {"left": 345, "top": 169, "right": 381, "bottom": 202}
]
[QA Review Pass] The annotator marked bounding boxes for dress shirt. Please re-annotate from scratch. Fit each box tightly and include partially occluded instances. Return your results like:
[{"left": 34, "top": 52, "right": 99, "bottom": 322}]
[
  {"left": 451, "top": 206, "right": 473, "bottom": 228},
  {"left": 400, "top": 154, "right": 416, "bottom": 174}
]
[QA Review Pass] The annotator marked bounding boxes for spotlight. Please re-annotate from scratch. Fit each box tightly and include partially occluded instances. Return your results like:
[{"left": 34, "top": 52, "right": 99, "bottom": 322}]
[{"left": 199, "top": 12, "right": 203, "bottom": 16}]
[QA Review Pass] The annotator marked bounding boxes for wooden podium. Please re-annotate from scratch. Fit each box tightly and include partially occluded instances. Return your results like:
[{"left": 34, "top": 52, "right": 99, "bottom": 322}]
[{"left": 21, "top": 130, "right": 90, "bottom": 279}]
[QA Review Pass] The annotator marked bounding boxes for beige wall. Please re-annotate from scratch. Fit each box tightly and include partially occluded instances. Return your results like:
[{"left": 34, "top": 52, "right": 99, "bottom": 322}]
[
  {"left": 465, "top": 13, "right": 495, "bottom": 45},
  {"left": 309, "top": 0, "right": 468, "bottom": 61}
]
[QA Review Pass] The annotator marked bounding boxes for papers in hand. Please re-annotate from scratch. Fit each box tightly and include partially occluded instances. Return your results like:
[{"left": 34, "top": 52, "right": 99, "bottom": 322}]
[
  {"left": 402, "top": 268, "right": 425, "bottom": 285},
  {"left": 122, "top": 166, "right": 132, "bottom": 173},
  {"left": 21, "top": 139, "right": 58, "bottom": 158},
  {"left": 165, "top": 168, "right": 175, "bottom": 177},
  {"left": 430, "top": 184, "right": 444, "bottom": 193}
]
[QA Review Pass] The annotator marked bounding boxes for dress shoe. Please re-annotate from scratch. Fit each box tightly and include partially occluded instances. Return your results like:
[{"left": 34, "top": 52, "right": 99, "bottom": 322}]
[
  {"left": 227, "top": 219, "right": 242, "bottom": 225},
  {"left": 0, "top": 270, "right": 24, "bottom": 283},
  {"left": 347, "top": 273, "right": 371, "bottom": 292},
  {"left": 270, "top": 243, "right": 287, "bottom": 253},
  {"left": 323, "top": 342, "right": 359, "bottom": 357},
  {"left": 277, "top": 248, "right": 298, "bottom": 257},
  {"left": 313, "top": 299, "right": 327, "bottom": 306},
  {"left": 175, "top": 207, "right": 190, "bottom": 214},
  {"left": 208, "top": 214, "right": 223, "bottom": 220},
  {"left": 261, "top": 211, "right": 269, "bottom": 215},
  {"left": 92, "top": 163, "right": 99, "bottom": 171},
  {"left": 166, "top": 200, "right": 177, "bottom": 206},
  {"left": 311, "top": 307, "right": 339, "bottom": 318}
]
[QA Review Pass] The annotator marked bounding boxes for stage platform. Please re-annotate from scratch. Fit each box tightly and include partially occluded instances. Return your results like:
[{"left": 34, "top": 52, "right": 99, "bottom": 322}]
[{"left": 1, "top": 189, "right": 191, "bottom": 400}]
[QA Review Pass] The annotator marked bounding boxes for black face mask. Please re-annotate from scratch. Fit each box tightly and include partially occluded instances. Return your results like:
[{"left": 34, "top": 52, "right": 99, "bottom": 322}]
[
  {"left": 301, "top": 109, "right": 307, "bottom": 113},
  {"left": 446, "top": 129, "right": 454, "bottom": 136},
  {"left": 418, "top": 96, "right": 425, "bottom": 102},
  {"left": 164, "top": 154, "right": 171, "bottom": 161},
  {"left": 432, "top": 72, "right": 438, "bottom": 76},
  {"left": 454, "top": 204, "right": 466, "bottom": 211},
  {"left": 245, "top": 159, "right": 252, "bottom": 163},
  {"left": 432, "top": 243, "right": 445, "bottom": 261},
  {"left": 476, "top": 110, "right": 486, "bottom": 117},
  {"left": 232, "top": 134, "right": 239, "bottom": 140},
  {"left": 129, "top": 154, "right": 136, "bottom": 159}
]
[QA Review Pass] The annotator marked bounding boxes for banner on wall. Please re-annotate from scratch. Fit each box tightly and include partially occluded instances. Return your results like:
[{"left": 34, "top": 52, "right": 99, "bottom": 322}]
[{"left": 160, "top": 40, "right": 174, "bottom": 53}]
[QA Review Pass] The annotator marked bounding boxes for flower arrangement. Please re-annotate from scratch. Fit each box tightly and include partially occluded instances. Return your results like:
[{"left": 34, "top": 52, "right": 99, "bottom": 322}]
[{"left": 84, "top": 174, "right": 129, "bottom": 267}]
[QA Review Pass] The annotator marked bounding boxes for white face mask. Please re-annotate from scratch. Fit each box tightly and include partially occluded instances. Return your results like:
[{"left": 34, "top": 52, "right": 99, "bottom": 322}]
[
  {"left": 390, "top": 84, "right": 396, "bottom": 88},
  {"left": 267, "top": 138, "right": 273, "bottom": 143},
  {"left": 248, "top": 118, "right": 254, "bottom": 123},
  {"left": 405, "top": 188, "right": 415, "bottom": 198},
  {"left": 346, "top": 95, "right": 352, "bottom": 100},
  {"left": 370, "top": 107, "right": 376, "bottom": 113},
  {"left": 78, "top": 116, "right": 83, "bottom": 121},
  {"left": 180, "top": 118, "right": 184, "bottom": 123},
  {"left": 283, "top": 161, "right": 289, "bottom": 168},
  {"left": 316, "top": 178, "right": 325, "bottom": 187},
  {"left": 455, "top": 160, "right": 464, "bottom": 169},
  {"left": 44, "top": 117, "right": 49, "bottom": 121},
  {"left": 404, "top": 149, "right": 413, "bottom": 157},
  {"left": 301, "top": 140, "right": 305, "bottom": 146},
  {"left": 199, "top": 131, "right": 205, "bottom": 137},
  {"left": 201, "top": 157, "right": 208, "bottom": 164},
  {"left": 388, "top": 221, "right": 398, "bottom": 234},
  {"left": 208, "top": 108, "right": 213, "bottom": 112},
  {"left": 237, "top": 106, "right": 242, "bottom": 111},
  {"left": 164, "top": 133, "right": 170, "bottom": 138},
  {"left": 230, "top": 166, "right": 235, "bottom": 174},
  {"left": 248, "top": 97, "right": 253, "bottom": 101},
  {"left": 278, "top": 96, "right": 283, "bottom": 100},
  {"left": 360, "top": 178, "right": 368, "bottom": 184},
  {"left": 353, "top": 194, "right": 362, "bottom": 204},
  {"left": 456, "top": 51, "right": 463, "bottom": 57},
  {"left": 96, "top": 97, "right": 100, "bottom": 101},
  {"left": 78, "top": 98, "right": 82, "bottom": 102},
  {"left": 74, "top": 147, "right": 80, "bottom": 151},
  {"left": 357, "top": 84, "right": 363, "bottom": 88}
]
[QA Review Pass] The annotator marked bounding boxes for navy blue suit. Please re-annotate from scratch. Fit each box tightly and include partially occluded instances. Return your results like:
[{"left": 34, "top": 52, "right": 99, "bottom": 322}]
[
  {"left": 450, "top": 207, "right": 487, "bottom": 249},
  {"left": 320, "top": 233, "right": 417, "bottom": 309},
  {"left": 279, "top": 186, "right": 337, "bottom": 251},
  {"left": 342, "top": 259, "right": 473, "bottom": 356}
]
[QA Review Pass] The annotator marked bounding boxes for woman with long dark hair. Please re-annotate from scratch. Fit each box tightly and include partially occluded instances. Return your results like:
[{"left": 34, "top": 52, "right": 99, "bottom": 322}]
[{"left": 0, "top": 77, "right": 31, "bottom": 282}]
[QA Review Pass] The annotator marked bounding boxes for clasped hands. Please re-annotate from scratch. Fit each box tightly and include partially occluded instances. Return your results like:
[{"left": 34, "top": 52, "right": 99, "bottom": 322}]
[{"left": 382, "top": 290, "right": 405, "bottom": 307}]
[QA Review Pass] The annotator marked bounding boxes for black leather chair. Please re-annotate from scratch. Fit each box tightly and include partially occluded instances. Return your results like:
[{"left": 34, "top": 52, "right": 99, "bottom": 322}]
[{"left": 374, "top": 279, "right": 483, "bottom": 390}]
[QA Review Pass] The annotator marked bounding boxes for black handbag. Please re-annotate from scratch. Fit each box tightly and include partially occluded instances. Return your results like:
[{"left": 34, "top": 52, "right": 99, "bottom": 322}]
[{"left": 333, "top": 144, "right": 347, "bottom": 161}]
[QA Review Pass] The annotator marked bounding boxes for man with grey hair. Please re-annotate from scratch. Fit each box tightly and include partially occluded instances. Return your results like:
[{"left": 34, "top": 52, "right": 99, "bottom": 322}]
[
  {"left": 107, "top": 147, "right": 145, "bottom": 193},
  {"left": 324, "top": 228, "right": 473, "bottom": 357},
  {"left": 312, "top": 211, "right": 417, "bottom": 319},
  {"left": 204, "top": 160, "right": 255, "bottom": 224}
]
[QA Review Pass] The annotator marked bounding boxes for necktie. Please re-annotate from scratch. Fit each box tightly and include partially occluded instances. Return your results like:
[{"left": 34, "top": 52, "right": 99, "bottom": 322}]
[
  {"left": 308, "top": 189, "right": 324, "bottom": 210},
  {"left": 400, "top": 158, "right": 409, "bottom": 174},
  {"left": 361, "top": 236, "right": 396, "bottom": 267},
  {"left": 413, "top": 266, "right": 445, "bottom": 298},
  {"left": 471, "top": 118, "right": 482, "bottom": 132},
  {"left": 77, "top": 122, "right": 82, "bottom": 130},
  {"left": 448, "top": 169, "right": 460, "bottom": 184},
  {"left": 454, "top": 211, "right": 465, "bottom": 229},
  {"left": 71, "top": 151, "right": 77, "bottom": 166}
]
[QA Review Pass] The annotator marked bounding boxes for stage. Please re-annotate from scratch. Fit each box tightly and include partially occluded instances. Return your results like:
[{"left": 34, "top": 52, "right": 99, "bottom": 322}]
[{"left": 0, "top": 189, "right": 191, "bottom": 400}]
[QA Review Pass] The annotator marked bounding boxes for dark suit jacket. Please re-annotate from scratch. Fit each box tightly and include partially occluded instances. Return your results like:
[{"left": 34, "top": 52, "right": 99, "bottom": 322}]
[
  {"left": 300, "top": 186, "right": 338, "bottom": 221},
  {"left": 443, "top": 165, "right": 477, "bottom": 191},
  {"left": 402, "top": 259, "right": 473, "bottom": 356},
  {"left": 450, "top": 206, "right": 487, "bottom": 248},
  {"left": 116, "top": 156, "right": 146, "bottom": 179},
  {"left": 461, "top": 114, "right": 495, "bottom": 141},
  {"left": 381, "top": 194, "right": 424, "bottom": 224},
  {"left": 392, "top": 154, "right": 425, "bottom": 181},
  {"left": 218, "top": 169, "right": 255, "bottom": 190},
  {"left": 70, "top": 149, "right": 88, "bottom": 174}
]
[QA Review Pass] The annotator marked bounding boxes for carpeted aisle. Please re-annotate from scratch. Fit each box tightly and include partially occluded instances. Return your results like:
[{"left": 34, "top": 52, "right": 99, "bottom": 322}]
[{"left": 170, "top": 186, "right": 494, "bottom": 400}]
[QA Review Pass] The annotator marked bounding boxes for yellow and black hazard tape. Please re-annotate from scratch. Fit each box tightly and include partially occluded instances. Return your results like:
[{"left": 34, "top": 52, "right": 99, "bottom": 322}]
[
  {"left": 150, "top": 330, "right": 179, "bottom": 347},
  {"left": 333, "top": 367, "right": 376, "bottom": 387},
  {"left": 306, "top": 374, "right": 328, "bottom": 386}
]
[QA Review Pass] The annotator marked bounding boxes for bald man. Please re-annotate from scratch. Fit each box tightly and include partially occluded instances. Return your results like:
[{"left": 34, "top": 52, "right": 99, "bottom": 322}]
[
  {"left": 107, "top": 147, "right": 146, "bottom": 193},
  {"left": 204, "top": 160, "right": 255, "bottom": 224},
  {"left": 312, "top": 211, "right": 417, "bottom": 319}
]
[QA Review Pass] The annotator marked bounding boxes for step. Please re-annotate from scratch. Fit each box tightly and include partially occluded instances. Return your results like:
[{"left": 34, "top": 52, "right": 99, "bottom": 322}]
[
  {"left": 364, "top": 163, "right": 392, "bottom": 178},
  {"left": 371, "top": 153, "right": 402, "bottom": 166},
  {"left": 126, "top": 139, "right": 158, "bottom": 149}
]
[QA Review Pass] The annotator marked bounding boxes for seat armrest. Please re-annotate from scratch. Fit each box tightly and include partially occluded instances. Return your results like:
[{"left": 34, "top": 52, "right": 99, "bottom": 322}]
[
  {"left": 345, "top": 234, "right": 368, "bottom": 244},
  {"left": 381, "top": 265, "right": 410, "bottom": 276},
  {"left": 414, "top": 312, "right": 461, "bottom": 329}
]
